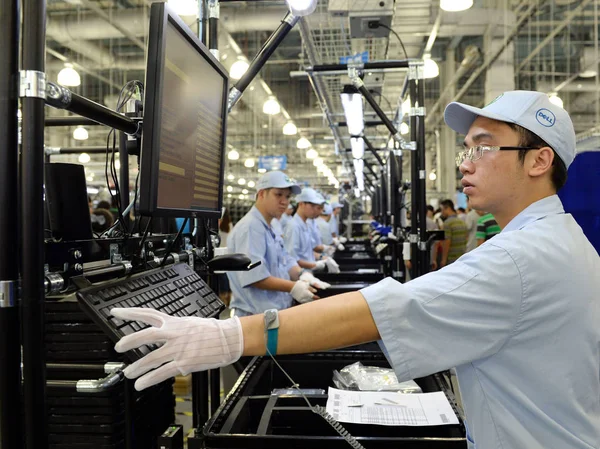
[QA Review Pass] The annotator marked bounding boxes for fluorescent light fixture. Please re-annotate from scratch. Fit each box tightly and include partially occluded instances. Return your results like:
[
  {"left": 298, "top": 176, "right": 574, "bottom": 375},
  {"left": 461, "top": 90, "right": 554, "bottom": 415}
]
[
  {"left": 548, "top": 93, "right": 564, "bottom": 108},
  {"left": 244, "top": 158, "right": 255, "bottom": 168},
  {"left": 238, "top": 178, "right": 246, "bottom": 185},
  {"left": 168, "top": 0, "right": 198, "bottom": 15},
  {"left": 285, "top": 0, "right": 317, "bottom": 16},
  {"left": 227, "top": 186, "right": 233, "bottom": 192},
  {"left": 73, "top": 126, "right": 88, "bottom": 140},
  {"left": 263, "top": 97, "right": 281, "bottom": 115},
  {"left": 350, "top": 137, "right": 365, "bottom": 159},
  {"left": 297, "top": 137, "right": 311, "bottom": 149},
  {"left": 283, "top": 122, "right": 298, "bottom": 135},
  {"left": 340, "top": 90, "right": 364, "bottom": 136},
  {"left": 242, "top": 189, "right": 249, "bottom": 194},
  {"left": 400, "top": 122, "right": 409, "bottom": 135},
  {"left": 78, "top": 153, "right": 90, "bottom": 163},
  {"left": 239, "top": 194, "right": 245, "bottom": 199},
  {"left": 57, "top": 63, "right": 81, "bottom": 87},
  {"left": 317, "top": 165, "right": 327, "bottom": 173},
  {"left": 258, "top": 168, "right": 267, "bottom": 173},
  {"left": 440, "top": 0, "right": 473, "bottom": 11},
  {"left": 227, "top": 174, "right": 235, "bottom": 180},
  {"left": 580, "top": 70, "right": 598, "bottom": 78},
  {"left": 246, "top": 181, "right": 255, "bottom": 188},
  {"left": 86, "top": 187, "right": 99, "bottom": 194},
  {"left": 115, "top": 160, "right": 121, "bottom": 170},
  {"left": 229, "top": 59, "right": 249, "bottom": 80},
  {"left": 228, "top": 149, "right": 240, "bottom": 160},
  {"left": 429, "top": 171, "right": 437, "bottom": 181},
  {"left": 354, "top": 188, "right": 360, "bottom": 198},
  {"left": 227, "top": 193, "right": 232, "bottom": 198},
  {"left": 423, "top": 57, "right": 439, "bottom": 79},
  {"left": 306, "top": 148, "right": 318, "bottom": 159},
  {"left": 313, "top": 158, "right": 324, "bottom": 167}
]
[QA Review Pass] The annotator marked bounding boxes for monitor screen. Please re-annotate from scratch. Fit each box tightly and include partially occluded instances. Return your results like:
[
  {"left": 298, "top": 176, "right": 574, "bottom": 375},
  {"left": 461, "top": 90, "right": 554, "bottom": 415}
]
[{"left": 139, "top": 2, "right": 228, "bottom": 218}]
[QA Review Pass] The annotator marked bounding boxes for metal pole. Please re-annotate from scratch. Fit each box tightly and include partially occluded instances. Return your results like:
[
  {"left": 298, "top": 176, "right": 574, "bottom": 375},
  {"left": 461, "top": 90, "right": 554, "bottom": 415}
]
[
  {"left": 192, "top": 372, "right": 209, "bottom": 428},
  {"left": 208, "top": 0, "right": 219, "bottom": 59},
  {"left": 197, "top": 0, "right": 208, "bottom": 44},
  {"left": 45, "top": 116, "right": 101, "bottom": 127},
  {"left": 361, "top": 135, "right": 384, "bottom": 167},
  {"left": 309, "top": 60, "right": 411, "bottom": 72},
  {"left": 416, "top": 77, "right": 429, "bottom": 276},
  {"left": 20, "top": 0, "right": 48, "bottom": 447},
  {"left": 0, "top": 0, "right": 23, "bottom": 445},
  {"left": 408, "top": 79, "right": 419, "bottom": 278},
  {"left": 228, "top": 12, "right": 299, "bottom": 111},
  {"left": 119, "top": 131, "right": 130, "bottom": 229}
]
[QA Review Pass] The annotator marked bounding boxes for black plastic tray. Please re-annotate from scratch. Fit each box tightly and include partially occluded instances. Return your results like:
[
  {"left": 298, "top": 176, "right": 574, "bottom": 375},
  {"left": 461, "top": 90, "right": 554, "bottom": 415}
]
[{"left": 198, "top": 352, "right": 466, "bottom": 448}]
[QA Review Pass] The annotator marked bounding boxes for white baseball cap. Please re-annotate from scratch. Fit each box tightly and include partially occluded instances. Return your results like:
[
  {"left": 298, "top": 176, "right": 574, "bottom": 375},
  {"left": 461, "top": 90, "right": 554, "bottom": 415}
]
[
  {"left": 444, "top": 90, "right": 576, "bottom": 168},
  {"left": 331, "top": 202, "right": 344, "bottom": 208},
  {"left": 255, "top": 171, "right": 302, "bottom": 194},
  {"left": 296, "top": 188, "right": 326, "bottom": 205},
  {"left": 322, "top": 203, "right": 333, "bottom": 215}
]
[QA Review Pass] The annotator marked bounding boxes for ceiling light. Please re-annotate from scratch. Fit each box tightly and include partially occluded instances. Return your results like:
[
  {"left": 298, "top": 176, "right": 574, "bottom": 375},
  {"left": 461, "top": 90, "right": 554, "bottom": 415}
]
[
  {"left": 242, "top": 189, "right": 248, "bottom": 194},
  {"left": 340, "top": 89, "right": 364, "bottom": 136},
  {"left": 400, "top": 122, "right": 409, "bottom": 135},
  {"left": 283, "top": 122, "right": 298, "bottom": 135},
  {"left": 579, "top": 70, "right": 598, "bottom": 78},
  {"left": 114, "top": 160, "right": 121, "bottom": 170},
  {"left": 258, "top": 168, "right": 267, "bottom": 173},
  {"left": 285, "top": 0, "right": 318, "bottom": 16},
  {"left": 313, "top": 158, "right": 324, "bottom": 167},
  {"left": 440, "top": 0, "right": 473, "bottom": 12},
  {"left": 78, "top": 152, "right": 90, "bottom": 163},
  {"left": 238, "top": 178, "right": 246, "bottom": 185},
  {"left": 263, "top": 97, "right": 281, "bottom": 115},
  {"left": 227, "top": 186, "right": 233, "bottom": 192},
  {"left": 229, "top": 59, "right": 249, "bottom": 80},
  {"left": 239, "top": 194, "right": 245, "bottom": 199},
  {"left": 244, "top": 158, "right": 255, "bottom": 168},
  {"left": 423, "top": 57, "right": 439, "bottom": 79},
  {"left": 227, "top": 174, "right": 235, "bottom": 180},
  {"left": 227, "top": 193, "right": 232, "bottom": 198},
  {"left": 167, "top": 0, "right": 198, "bottom": 15},
  {"left": 247, "top": 180, "right": 256, "bottom": 188},
  {"left": 87, "top": 187, "right": 99, "bottom": 194},
  {"left": 351, "top": 137, "right": 365, "bottom": 159},
  {"left": 306, "top": 148, "right": 318, "bottom": 159},
  {"left": 317, "top": 164, "right": 327, "bottom": 173},
  {"left": 228, "top": 149, "right": 240, "bottom": 160},
  {"left": 548, "top": 93, "right": 564, "bottom": 108},
  {"left": 429, "top": 171, "right": 437, "bottom": 181},
  {"left": 73, "top": 126, "right": 88, "bottom": 140},
  {"left": 297, "top": 137, "right": 311, "bottom": 149},
  {"left": 57, "top": 63, "right": 81, "bottom": 87}
]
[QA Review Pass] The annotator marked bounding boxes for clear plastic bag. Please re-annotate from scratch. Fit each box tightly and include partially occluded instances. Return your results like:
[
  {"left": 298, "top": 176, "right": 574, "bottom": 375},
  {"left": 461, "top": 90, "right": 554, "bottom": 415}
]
[{"left": 332, "top": 362, "right": 422, "bottom": 393}]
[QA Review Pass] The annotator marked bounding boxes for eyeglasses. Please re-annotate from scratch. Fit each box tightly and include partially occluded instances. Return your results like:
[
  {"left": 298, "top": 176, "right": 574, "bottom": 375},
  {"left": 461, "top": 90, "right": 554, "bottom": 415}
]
[{"left": 455, "top": 145, "right": 536, "bottom": 167}]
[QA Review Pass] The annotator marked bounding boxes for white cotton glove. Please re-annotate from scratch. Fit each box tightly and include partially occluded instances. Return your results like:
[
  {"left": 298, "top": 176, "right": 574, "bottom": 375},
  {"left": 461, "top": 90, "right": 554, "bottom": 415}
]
[
  {"left": 299, "top": 271, "right": 331, "bottom": 290},
  {"left": 313, "top": 260, "right": 327, "bottom": 272},
  {"left": 111, "top": 308, "right": 243, "bottom": 391},
  {"left": 332, "top": 238, "right": 345, "bottom": 251},
  {"left": 338, "top": 236, "right": 348, "bottom": 244},
  {"left": 290, "top": 280, "right": 317, "bottom": 303},
  {"left": 323, "top": 245, "right": 336, "bottom": 256},
  {"left": 325, "top": 258, "right": 340, "bottom": 274}
]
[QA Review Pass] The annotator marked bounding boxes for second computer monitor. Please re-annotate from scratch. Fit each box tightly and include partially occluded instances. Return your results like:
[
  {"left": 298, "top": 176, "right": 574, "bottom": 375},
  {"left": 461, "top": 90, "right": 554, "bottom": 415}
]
[{"left": 139, "top": 2, "right": 228, "bottom": 219}]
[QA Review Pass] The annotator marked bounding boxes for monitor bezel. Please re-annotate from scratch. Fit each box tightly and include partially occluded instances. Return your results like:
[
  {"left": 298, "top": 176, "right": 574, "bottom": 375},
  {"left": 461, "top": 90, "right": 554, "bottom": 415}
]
[{"left": 138, "top": 2, "right": 228, "bottom": 219}]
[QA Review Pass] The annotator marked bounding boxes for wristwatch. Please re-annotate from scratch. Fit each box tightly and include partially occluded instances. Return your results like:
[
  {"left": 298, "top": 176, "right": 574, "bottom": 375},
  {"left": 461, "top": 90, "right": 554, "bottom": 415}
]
[{"left": 264, "top": 308, "right": 280, "bottom": 356}]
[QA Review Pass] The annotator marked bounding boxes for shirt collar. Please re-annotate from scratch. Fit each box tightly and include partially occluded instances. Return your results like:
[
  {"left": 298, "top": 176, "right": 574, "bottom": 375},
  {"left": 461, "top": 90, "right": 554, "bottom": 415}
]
[
  {"left": 502, "top": 195, "right": 565, "bottom": 233},
  {"left": 250, "top": 206, "right": 271, "bottom": 230},
  {"left": 293, "top": 213, "right": 307, "bottom": 226}
]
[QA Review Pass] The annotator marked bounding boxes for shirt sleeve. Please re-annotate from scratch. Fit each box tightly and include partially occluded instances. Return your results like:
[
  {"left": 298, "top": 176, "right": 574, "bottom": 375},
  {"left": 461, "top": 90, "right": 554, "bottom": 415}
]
[
  {"left": 360, "top": 243, "right": 523, "bottom": 381},
  {"left": 444, "top": 223, "right": 453, "bottom": 240},
  {"left": 283, "top": 222, "right": 300, "bottom": 261},
  {"left": 231, "top": 226, "right": 271, "bottom": 288}
]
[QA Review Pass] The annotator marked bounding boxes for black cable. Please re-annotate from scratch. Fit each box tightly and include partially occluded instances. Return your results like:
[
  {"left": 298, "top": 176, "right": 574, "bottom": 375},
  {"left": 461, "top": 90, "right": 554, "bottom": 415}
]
[
  {"left": 136, "top": 217, "right": 153, "bottom": 262},
  {"left": 376, "top": 23, "right": 408, "bottom": 60},
  {"left": 160, "top": 217, "right": 189, "bottom": 268}
]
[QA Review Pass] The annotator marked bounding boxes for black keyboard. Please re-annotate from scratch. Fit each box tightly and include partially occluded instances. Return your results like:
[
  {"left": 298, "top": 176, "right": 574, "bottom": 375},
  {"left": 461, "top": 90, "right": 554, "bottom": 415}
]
[{"left": 76, "top": 263, "right": 224, "bottom": 361}]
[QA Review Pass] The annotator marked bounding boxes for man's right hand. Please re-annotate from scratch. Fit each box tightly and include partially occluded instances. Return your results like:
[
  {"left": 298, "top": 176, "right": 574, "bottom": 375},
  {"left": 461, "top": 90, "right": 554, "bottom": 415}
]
[
  {"left": 290, "top": 280, "right": 318, "bottom": 303},
  {"left": 300, "top": 271, "right": 331, "bottom": 290},
  {"left": 313, "top": 260, "right": 327, "bottom": 272}
]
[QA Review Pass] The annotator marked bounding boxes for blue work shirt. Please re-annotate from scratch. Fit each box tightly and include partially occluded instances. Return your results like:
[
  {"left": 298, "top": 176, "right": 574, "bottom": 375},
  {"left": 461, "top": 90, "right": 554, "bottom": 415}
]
[
  {"left": 280, "top": 213, "right": 292, "bottom": 231},
  {"left": 307, "top": 218, "right": 322, "bottom": 248},
  {"left": 316, "top": 217, "right": 333, "bottom": 245},
  {"left": 227, "top": 206, "right": 297, "bottom": 316},
  {"left": 284, "top": 214, "right": 315, "bottom": 263},
  {"left": 360, "top": 195, "right": 600, "bottom": 449},
  {"left": 329, "top": 215, "right": 339, "bottom": 235}
]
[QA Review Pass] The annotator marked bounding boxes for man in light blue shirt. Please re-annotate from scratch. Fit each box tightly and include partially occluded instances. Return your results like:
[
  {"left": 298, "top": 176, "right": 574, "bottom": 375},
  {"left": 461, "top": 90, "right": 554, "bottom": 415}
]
[
  {"left": 329, "top": 202, "right": 343, "bottom": 237},
  {"left": 115, "top": 92, "right": 600, "bottom": 449},
  {"left": 227, "top": 172, "right": 330, "bottom": 316}
]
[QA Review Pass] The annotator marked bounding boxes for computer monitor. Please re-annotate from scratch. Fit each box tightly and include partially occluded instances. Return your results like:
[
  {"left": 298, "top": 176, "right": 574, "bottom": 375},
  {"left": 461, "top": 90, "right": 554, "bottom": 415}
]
[{"left": 138, "top": 2, "right": 228, "bottom": 219}]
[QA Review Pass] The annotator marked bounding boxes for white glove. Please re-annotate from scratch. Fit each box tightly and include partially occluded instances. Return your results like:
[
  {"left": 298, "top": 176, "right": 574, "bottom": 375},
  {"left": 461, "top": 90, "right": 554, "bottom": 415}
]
[
  {"left": 331, "top": 238, "right": 345, "bottom": 251},
  {"left": 290, "top": 280, "right": 317, "bottom": 303},
  {"left": 313, "top": 260, "right": 327, "bottom": 272},
  {"left": 323, "top": 245, "right": 336, "bottom": 256},
  {"left": 325, "top": 258, "right": 340, "bottom": 274},
  {"left": 299, "top": 271, "right": 331, "bottom": 290},
  {"left": 338, "top": 236, "right": 348, "bottom": 244},
  {"left": 336, "top": 243, "right": 345, "bottom": 251},
  {"left": 111, "top": 308, "right": 243, "bottom": 391}
]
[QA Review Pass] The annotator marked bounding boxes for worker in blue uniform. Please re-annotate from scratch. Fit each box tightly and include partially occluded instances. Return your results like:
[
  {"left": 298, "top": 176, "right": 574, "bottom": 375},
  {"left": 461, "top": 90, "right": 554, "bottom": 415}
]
[{"left": 114, "top": 91, "right": 600, "bottom": 449}]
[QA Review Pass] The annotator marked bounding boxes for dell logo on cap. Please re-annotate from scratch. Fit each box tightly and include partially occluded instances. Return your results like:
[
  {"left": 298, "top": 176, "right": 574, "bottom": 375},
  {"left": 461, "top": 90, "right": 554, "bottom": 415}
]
[{"left": 536, "top": 108, "right": 556, "bottom": 127}]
